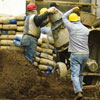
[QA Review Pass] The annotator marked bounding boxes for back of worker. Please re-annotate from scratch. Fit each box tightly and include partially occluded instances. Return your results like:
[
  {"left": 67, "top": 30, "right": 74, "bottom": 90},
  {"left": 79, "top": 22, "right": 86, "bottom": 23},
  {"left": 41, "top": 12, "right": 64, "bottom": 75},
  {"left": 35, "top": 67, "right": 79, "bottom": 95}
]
[
  {"left": 24, "top": 15, "right": 40, "bottom": 38},
  {"left": 62, "top": 11, "right": 89, "bottom": 54}
]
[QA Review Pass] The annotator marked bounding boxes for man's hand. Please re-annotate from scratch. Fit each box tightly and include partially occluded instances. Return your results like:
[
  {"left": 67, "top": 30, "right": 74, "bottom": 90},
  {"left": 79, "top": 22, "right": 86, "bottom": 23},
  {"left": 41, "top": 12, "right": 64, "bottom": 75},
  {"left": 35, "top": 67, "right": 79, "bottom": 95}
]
[
  {"left": 48, "top": 7, "right": 56, "bottom": 13},
  {"left": 73, "top": 7, "right": 79, "bottom": 12}
]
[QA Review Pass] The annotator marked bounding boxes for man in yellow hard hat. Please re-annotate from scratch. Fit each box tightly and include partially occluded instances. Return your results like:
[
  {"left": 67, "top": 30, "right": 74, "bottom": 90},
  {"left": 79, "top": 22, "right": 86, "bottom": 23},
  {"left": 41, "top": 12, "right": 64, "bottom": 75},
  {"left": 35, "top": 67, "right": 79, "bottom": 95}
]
[
  {"left": 21, "top": 3, "right": 56, "bottom": 64},
  {"left": 62, "top": 7, "right": 89, "bottom": 100}
]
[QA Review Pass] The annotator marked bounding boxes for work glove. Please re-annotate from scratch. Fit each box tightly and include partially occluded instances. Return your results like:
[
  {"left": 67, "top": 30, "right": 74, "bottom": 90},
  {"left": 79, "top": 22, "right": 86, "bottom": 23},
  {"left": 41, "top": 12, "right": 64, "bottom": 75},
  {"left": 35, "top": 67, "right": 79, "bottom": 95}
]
[
  {"left": 73, "top": 7, "right": 79, "bottom": 12},
  {"left": 48, "top": 7, "right": 56, "bottom": 13}
]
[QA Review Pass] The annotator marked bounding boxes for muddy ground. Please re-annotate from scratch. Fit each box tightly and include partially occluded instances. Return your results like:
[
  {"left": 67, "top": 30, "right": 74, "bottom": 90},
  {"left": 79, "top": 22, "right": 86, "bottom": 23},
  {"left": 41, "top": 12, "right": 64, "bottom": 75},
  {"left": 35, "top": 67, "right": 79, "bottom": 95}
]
[{"left": 0, "top": 50, "right": 100, "bottom": 100}]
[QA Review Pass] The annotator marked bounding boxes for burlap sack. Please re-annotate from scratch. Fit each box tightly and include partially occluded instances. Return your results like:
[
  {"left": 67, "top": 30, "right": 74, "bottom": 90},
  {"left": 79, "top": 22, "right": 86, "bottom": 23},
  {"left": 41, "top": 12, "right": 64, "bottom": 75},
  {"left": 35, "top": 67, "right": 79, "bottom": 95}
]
[
  {"left": 0, "top": 35, "right": 14, "bottom": 40},
  {"left": 35, "top": 57, "right": 40, "bottom": 62},
  {"left": 41, "top": 48, "right": 53, "bottom": 55},
  {"left": 2, "top": 24, "right": 17, "bottom": 30},
  {"left": 38, "top": 64, "right": 53, "bottom": 71},
  {"left": 37, "top": 46, "right": 42, "bottom": 52},
  {"left": 0, "top": 46, "right": 24, "bottom": 51},
  {"left": 0, "top": 24, "right": 2, "bottom": 29},
  {"left": 16, "top": 32, "right": 23, "bottom": 34},
  {"left": 41, "top": 43, "right": 54, "bottom": 50},
  {"left": 17, "top": 21, "right": 25, "bottom": 25},
  {"left": 17, "top": 26, "right": 24, "bottom": 32},
  {"left": 0, "top": 40, "right": 14, "bottom": 46},
  {"left": 37, "top": 39, "right": 42, "bottom": 45},
  {"left": 1, "top": 30, "right": 16, "bottom": 34},
  {"left": 15, "top": 16, "right": 25, "bottom": 21},
  {"left": 42, "top": 37, "right": 54, "bottom": 45},
  {"left": 40, "top": 53, "right": 53, "bottom": 61},
  {"left": 40, "top": 58, "right": 56, "bottom": 66}
]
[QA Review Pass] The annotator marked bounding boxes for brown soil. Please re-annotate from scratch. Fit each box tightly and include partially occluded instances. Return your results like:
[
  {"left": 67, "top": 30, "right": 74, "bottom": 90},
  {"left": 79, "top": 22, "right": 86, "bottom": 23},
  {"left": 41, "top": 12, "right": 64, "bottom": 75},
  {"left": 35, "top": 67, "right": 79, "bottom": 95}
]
[{"left": 0, "top": 50, "right": 100, "bottom": 100}]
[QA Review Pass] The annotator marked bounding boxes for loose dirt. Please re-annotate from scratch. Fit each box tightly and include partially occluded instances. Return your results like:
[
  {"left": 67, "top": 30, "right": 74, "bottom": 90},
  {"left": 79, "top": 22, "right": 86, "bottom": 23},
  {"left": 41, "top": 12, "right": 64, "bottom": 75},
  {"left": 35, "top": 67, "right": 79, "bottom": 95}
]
[{"left": 0, "top": 50, "right": 100, "bottom": 100}]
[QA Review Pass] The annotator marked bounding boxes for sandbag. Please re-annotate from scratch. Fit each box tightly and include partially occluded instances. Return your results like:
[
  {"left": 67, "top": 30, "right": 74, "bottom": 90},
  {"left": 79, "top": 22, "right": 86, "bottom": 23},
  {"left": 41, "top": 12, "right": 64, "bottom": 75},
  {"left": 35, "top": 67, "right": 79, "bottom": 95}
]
[
  {"left": 37, "top": 39, "right": 42, "bottom": 45},
  {"left": 40, "top": 53, "right": 53, "bottom": 61},
  {"left": 15, "top": 16, "right": 26, "bottom": 21},
  {"left": 17, "top": 21, "right": 25, "bottom": 25},
  {"left": 1, "top": 30, "right": 16, "bottom": 34},
  {"left": 0, "top": 17, "right": 17, "bottom": 24},
  {"left": 35, "top": 57, "right": 40, "bottom": 62},
  {"left": 41, "top": 43, "right": 54, "bottom": 50},
  {"left": 52, "top": 24, "right": 69, "bottom": 52},
  {"left": 16, "top": 32, "right": 23, "bottom": 34},
  {"left": 38, "top": 65, "right": 53, "bottom": 71},
  {"left": 0, "top": 35, "right": 15, "bottom": 40},
  {"left": 41, "top": 48, "right": 53, "bottom": 55},
  {"left": 42, "top": 37, "right": 54, "bottom": 45},
  {"left": 2, "top": 24, "right": 17, "bottom": 30},
  {"left": 17, "top": 26, "right": 24, "bottom": 32},
  {"left": 0, "top": 40, "right": 14, "bottom": 46},
  {"left": 40, "top": 58, "right": 56, "bottom": 66},
  {"left": 0, "top": 46, "right": 24, "bottom": 51},
  {"left": 37, "top": 46, "right": 42, "bottom": 52},
  {"left": 33, "top": 61, "right": 38, "bottom": 67},
  {"left": 0, "top": 24, "right": 2, "bottom": 29}
]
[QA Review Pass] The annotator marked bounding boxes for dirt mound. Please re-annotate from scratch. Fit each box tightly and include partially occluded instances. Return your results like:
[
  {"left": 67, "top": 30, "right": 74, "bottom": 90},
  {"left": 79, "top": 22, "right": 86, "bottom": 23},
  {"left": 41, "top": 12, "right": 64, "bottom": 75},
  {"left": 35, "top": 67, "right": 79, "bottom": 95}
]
[{"left": 0, "top": 50, "right": 100, "bottom": 100}]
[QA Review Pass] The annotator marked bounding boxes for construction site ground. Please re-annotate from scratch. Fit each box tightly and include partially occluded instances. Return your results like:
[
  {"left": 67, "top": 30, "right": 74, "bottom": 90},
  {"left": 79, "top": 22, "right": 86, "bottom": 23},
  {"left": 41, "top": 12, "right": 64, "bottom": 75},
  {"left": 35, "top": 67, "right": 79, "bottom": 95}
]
[{"left": 0, "top": 50, "right": 100, "bottom": 100}]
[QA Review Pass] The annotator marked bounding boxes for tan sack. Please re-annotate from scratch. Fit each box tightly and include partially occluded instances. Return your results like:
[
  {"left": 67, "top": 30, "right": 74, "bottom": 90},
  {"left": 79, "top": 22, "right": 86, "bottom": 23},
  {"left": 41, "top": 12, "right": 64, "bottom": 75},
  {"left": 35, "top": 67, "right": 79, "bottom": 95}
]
[
  {"left": 41, "top": 53, "right": 53, "bottom": 61},
  {"left": 35, "top": 57, "right": 40, "bottom": 62},
  {"left": 0, "top": 35, "right": 14, "bottom": 40},
  {"left": 0, "top": 40, "right": 14, "bottom": 46},
  {"left": 41, "top": 48, "right": 53, "bottom": 55},
  {"left": 37, "top": 38, "right": 42, "bottom": 45},
  {"left": 42, "top": 37, "right": 54, "bottom": 45},
  {"left": 41, "top": 43, "right": 54, "bottom": 50},
  {"left": 0, "top": 24, "right": 2, "bottom": 29},
  {"left": 2, "top": 24, "right": 17, "bottom": 30},
  {"left": 17, "top": 21, "right": 25, "bottom": 25},
  {"left": 40, "top": 58, "right": 56, "bottom": 66},
  {"left": 38, "top": 64, "right": 53, "bottom": 71},
  {"left": 17, "top": 26, "right": 24, "bottom": 32}
]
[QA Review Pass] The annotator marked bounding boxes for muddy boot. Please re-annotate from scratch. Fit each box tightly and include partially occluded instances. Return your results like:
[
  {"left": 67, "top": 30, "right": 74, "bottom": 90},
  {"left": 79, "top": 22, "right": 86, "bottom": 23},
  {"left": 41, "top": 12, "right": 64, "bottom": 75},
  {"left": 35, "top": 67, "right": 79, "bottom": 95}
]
[{"left": 74, "top": 92, "right": 83, "bottom": 100}]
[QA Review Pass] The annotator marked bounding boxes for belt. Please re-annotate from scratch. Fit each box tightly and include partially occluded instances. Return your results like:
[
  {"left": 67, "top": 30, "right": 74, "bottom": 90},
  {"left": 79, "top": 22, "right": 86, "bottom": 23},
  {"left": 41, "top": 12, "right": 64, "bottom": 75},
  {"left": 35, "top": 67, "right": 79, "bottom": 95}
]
[{"left": 24, "top": 34, "right": 38, "bottom": 39}]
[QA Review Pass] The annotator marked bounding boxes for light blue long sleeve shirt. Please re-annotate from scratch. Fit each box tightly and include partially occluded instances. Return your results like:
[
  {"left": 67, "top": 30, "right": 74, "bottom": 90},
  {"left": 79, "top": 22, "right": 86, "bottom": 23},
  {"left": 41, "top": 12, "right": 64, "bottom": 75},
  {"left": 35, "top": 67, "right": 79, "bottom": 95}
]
[{"left": 62, "top": 9, "right": 89, "bottom": 53}]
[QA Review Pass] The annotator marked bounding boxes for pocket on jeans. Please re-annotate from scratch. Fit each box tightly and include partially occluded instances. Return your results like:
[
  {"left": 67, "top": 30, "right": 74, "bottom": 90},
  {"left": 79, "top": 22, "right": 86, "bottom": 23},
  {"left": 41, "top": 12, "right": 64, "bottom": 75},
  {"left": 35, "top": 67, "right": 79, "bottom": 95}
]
[{"left": 21, "top": 36, "right": 30, "bottom": 46}]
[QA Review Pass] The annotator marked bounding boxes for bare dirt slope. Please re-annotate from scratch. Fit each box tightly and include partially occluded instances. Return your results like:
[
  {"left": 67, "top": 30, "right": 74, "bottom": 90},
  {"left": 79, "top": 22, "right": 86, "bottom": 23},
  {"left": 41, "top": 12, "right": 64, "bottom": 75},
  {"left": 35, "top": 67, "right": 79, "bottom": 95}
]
[{"left": 0, "top": 50, "right": 100, "bottom": 100}]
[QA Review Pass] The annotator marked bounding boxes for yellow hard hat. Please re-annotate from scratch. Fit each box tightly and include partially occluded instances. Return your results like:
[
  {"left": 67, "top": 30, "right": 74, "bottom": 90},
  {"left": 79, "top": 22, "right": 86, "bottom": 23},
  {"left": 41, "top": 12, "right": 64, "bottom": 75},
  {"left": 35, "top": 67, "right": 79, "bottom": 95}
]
[
  {"left": 68, "top": 13, "right": 80, "bottom": 21},
  {"left": 40, "top": 8, "right": 48, "bottom": 15}
]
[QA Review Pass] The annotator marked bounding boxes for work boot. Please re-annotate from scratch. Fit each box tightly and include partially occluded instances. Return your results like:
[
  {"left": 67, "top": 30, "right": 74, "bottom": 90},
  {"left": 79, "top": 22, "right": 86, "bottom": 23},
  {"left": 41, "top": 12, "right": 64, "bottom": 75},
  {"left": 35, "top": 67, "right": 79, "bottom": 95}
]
[{"left": 74, "top": 92, "right": 83, "bottom": 100}]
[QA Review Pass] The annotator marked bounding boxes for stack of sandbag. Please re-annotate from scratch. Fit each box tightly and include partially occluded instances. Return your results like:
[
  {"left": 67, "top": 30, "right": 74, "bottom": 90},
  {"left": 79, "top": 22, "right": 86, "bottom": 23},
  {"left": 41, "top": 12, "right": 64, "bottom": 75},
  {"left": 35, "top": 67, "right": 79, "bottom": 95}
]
[
  {"left": 15, "top": 16, "right": 25, "bottom": 35},
  {"left": 0, "top": 16, "right": 25, "bottom": 51},
  {"left": 34, "top": 34, "right": 57, "bottom": 74}
]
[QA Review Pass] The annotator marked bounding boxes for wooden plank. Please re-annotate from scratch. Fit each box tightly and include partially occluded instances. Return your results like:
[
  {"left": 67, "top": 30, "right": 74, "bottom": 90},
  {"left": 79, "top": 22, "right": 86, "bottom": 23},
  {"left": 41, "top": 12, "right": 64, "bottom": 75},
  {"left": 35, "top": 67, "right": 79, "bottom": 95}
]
[
  {"left": 35, "top": 1, "right": 92, "bottom": 6},
  {"left": 83, "top": 72, "right": 100, "bottom": 76},
  {"left": 83, "top": 85, "right": 99, "bottom": 89},
  {"left": 35, "top": 0, "right": 100, "bottom": 8}
]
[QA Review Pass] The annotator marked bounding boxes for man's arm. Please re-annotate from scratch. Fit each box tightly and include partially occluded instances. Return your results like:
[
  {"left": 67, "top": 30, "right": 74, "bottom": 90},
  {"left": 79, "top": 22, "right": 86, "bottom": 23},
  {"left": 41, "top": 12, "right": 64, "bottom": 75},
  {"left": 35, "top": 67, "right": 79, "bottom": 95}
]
[
  {"left": 62, "top": 7, "right": 79, "bottom": 30},
  {"left": 34, "top": 12, "right": 49, "bottom": 27},
  {"left": 62, "top": 9, "right": 74, "bottom": 30},
  {"left": 34, "top": 7, "right": 56, "bottom": 27}
]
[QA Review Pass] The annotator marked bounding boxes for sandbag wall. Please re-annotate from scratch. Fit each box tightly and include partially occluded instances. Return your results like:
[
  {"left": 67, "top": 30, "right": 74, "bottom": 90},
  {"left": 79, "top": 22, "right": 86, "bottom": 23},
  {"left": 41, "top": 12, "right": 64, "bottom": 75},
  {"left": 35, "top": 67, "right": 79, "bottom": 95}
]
[
  {"left": 0, "top": 16, "right": 25, "bottom": 51},
  {"left": 0, "top": 16, "right": 57, "bottom": 75},
  {"left": 34, "top": 36, "right": 57, "bottom": 74}
]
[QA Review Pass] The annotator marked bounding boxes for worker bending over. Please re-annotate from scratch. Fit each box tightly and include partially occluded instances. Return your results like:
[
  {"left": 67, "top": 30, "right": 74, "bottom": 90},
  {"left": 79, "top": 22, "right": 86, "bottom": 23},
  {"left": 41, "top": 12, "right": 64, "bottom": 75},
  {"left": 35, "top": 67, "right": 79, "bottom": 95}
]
[{"left": 21, "top": 3, "right": 56, "bottom": 63}]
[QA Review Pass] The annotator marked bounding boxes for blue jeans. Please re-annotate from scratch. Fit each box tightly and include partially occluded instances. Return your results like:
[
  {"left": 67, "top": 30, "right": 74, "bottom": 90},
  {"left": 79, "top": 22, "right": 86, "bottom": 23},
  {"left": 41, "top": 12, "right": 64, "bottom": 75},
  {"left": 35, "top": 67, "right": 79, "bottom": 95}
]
[
  {"left": 21, "top": 35, "right": 37, "bottom": 63},
  {"left": 70, "top": 53, "right": 89, "bottom": 93}
]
